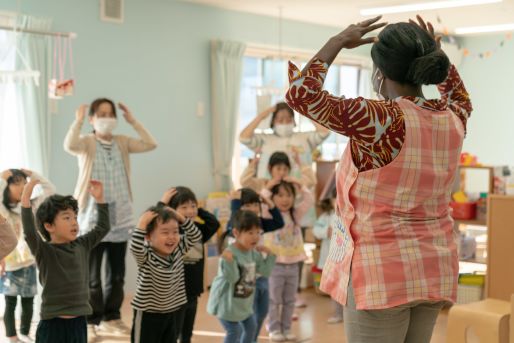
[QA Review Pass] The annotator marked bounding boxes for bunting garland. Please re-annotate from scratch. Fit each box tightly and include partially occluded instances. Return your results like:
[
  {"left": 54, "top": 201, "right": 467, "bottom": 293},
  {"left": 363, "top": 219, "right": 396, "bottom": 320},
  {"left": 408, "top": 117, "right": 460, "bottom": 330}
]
[{"left": 436, "top": 15, "right": 513, "bottom": 60}]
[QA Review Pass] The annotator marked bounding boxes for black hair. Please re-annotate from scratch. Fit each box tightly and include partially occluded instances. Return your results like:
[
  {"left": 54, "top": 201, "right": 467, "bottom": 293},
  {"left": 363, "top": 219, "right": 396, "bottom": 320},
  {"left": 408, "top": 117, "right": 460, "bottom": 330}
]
[
  {"left": 36, "top": 195, "right": 78, "bottom": 241},
  {"left": 218, "top": 210, "right": 261, "bottom": 253},
  {"left": 145, "top": 205, "right": 180, "bottom": 235},
  {"left": 270, "top": 102, "right": 295, "bottom": 128},
  {"left": 168, "top": 186, "right": 197, "bottom": 209},
  {"left": 240, "top": 188, "right": 261, "bottom": 206},
  {"left": 268, "top": 151, "right": 291, "bottom": 173},
  {"left": 318, "top": 187, "right": 337, "bottom": 214},
  {"left": 2, "top": 169, "right": 27, "bottom": 211},
  {"left": 270, "top": 181, "right": 297, "bottom": 224},
  {"left": 371, "top": 22, "right": 450, "bottom": 85},
  {"left": 89, "top": 98, "right": 117, "bottom": 117}
]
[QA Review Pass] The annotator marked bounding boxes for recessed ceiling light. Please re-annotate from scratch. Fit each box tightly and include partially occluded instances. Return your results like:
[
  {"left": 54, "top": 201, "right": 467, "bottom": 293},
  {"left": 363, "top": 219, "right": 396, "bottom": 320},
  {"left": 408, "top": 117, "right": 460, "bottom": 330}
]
[
  {"left": 360, "top": 0, "right": 502, "bottom": 16},
  {"left": 455, "top": 23, "right": 514, "bottom": 34}
]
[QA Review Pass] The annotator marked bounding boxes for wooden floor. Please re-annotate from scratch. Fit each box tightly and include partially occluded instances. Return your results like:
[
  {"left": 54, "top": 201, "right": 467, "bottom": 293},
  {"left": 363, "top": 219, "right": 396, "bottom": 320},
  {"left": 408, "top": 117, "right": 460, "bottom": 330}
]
[{"left": 1, "top": 289, "right": 449, "bottom": 342}]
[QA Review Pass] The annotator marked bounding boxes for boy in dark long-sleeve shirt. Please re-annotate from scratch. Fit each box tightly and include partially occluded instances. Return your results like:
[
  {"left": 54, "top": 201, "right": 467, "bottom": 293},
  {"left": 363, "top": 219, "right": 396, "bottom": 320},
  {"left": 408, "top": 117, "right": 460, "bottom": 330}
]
[{"left": 21, "top": 179, "right": 109, "bottom": 343}]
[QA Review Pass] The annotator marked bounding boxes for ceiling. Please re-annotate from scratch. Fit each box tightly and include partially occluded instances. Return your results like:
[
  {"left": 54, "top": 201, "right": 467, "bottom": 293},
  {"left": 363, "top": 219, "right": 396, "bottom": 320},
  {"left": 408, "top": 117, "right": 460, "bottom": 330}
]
[{"left": 180, "top": 0, "right": 514, "bottom": 35}]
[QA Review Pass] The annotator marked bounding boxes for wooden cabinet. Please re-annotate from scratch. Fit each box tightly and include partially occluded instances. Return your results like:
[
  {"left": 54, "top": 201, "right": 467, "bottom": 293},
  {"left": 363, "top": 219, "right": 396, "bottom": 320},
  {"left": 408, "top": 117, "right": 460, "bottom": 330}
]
[{"left": 486, "top": 195, "right": 514, "bottom": 301}]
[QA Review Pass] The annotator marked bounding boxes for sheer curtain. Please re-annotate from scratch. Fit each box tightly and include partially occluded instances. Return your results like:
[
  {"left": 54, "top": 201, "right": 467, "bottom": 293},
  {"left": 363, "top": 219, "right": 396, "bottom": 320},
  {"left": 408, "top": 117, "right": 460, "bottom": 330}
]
[
  {"left": 210, "top": 40, "right": 246, "bottom": 191},
  {"left": 0, "top": 15, "right": 52, "bottom": 175},
  {"left": 16, "top": 15, "right": 53, "bottom": 176}
]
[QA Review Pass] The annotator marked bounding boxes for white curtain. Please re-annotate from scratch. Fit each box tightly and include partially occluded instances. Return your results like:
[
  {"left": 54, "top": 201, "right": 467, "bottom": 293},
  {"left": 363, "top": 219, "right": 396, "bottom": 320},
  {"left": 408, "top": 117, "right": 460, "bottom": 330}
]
[
  {"left": 359, "top": 68, "right": 373, "bottom": 99},
  {"left": 16, "top": 15, "right": 53, "bottom": 176},
  {"left": 210, "top": 40, "right": 246, "bottom": 191}
]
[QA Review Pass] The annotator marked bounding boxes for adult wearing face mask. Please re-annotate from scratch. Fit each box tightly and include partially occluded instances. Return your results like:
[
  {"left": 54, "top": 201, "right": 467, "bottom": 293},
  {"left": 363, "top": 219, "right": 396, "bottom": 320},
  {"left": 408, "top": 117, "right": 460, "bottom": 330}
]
[
  {"left": 239, "top": 102, "right": 330, "bottom": 179},
  {"left": 240, "top": 102, "right": 329, "bottom": 310},
  {"left": 64, "top": 98, "right": 157, "bottom": 340}
]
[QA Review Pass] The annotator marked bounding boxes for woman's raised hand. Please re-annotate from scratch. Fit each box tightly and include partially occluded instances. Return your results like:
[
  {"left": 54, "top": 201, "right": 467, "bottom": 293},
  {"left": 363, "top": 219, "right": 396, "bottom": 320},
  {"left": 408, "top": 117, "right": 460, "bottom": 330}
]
[{"left": 335, "top": 16, "right": 387, "bottom": 49}]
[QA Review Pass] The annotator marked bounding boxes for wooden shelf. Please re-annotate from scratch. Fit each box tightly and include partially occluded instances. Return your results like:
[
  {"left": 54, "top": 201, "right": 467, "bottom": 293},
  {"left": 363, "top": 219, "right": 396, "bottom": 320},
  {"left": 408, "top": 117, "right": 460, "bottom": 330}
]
[
  {"left": 459, "top": 258, "right": 487, "bottom": 265},
  {"left": 453, "top": 218, "right": 487, "bottom": 226}
]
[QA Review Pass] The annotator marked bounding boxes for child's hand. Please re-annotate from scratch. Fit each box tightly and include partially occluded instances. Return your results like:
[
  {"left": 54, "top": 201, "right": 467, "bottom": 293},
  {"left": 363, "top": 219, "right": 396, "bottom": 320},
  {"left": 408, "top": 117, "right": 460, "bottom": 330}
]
[
  {"left": 119, "top": 103, "right": 136, "bottom": 125},
  {"left": 75, "top": 104, "right": 88, "bottom": 122},
  {"left": 137, "top": 211, "right": 159, "bottom": 231},
  {"left": 256, "top": 245, "right": 272, "bottom": 255},
  {"left": 266, "top": 178, "right": 281, "bottom": 190},
  {"left": 327, "top": 226, "right": 333, "bottom": 238},
  {"left": 167, "top": 207, "right": 186, "bottom": 224},
  {"left": 260, "top": 195, "right": 275, "bottom": 209},
  {"left": 89, "top": 180, "right": 105, "bottom": 204},
  {"left": 21, "top": 179, "right": 40, "bottom": 208},
  {"left": 161, "top": 188, "right": 177, "bottom": 205},
  {"left": 230, "top": 190, "right": 242, "bottom": 200},
  {"left": 1, "top": 170, "right": 12, "bottom": 181},
  {"left": 283, "top": 176, "right": 302, "bottom": 186},
  {"left": 221, "top": 249, "right": 233, "bottom": 262}
]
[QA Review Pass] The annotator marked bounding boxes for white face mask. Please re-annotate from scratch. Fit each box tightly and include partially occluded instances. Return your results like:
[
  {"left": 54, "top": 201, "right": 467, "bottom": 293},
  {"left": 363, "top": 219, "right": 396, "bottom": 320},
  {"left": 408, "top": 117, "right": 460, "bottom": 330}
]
[
  {"left": 372, "top": 68, "right": 385, "bottom": 100},
  {"left": 274, "top": 123, "right": 295, "bottom": 137},
  {"left": 93, "top": 118, "right": 117, "bottom": 135}
]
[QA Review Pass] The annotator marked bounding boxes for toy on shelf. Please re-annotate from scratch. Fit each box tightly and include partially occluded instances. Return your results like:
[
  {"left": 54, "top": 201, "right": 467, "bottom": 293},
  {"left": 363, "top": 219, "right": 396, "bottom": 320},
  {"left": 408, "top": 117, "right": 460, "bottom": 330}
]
[{"left": 460, "top": 152, "right": 481, "bottom": 166}]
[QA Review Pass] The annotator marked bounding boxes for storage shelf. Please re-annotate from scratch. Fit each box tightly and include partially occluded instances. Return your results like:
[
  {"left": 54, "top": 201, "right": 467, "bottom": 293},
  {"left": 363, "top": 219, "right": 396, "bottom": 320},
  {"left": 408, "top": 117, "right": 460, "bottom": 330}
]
[
  {"left": 459, "top": 258, "right": 487, "bottom": 265},
  {"left": 453, "top": 218, "right": 487, "bottom": 226}
]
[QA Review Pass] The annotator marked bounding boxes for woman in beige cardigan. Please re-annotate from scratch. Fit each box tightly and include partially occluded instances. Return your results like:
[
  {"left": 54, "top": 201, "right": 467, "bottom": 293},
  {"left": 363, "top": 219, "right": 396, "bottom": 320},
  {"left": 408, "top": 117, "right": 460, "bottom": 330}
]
[{"left": 64, "top": 98, "right": 157, "bottom": 338}]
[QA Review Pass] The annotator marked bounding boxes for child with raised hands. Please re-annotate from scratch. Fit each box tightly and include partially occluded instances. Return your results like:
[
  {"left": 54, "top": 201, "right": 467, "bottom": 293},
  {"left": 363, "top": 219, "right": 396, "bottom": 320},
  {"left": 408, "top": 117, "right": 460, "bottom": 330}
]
[
  {"left": 208, "top": 210, "right": 276, "bottom": 343},
  {"left": 20, "top": 179, "right": 110, "bottom": 343},
  {"left": 160, "top": 187, "right": 220, "bottom": 343},
  {"left": 130, "top": 204, "right": 201, "bottom": 343}
]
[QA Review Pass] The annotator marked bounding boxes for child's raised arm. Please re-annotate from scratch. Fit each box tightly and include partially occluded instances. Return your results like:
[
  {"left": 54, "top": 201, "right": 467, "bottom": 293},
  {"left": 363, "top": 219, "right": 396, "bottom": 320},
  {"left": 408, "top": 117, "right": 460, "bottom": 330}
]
[
  {"left": 197, "top": 208, "right": 220, "bottom": 243},
  {"left": 20, "top": 179, "right": 42, "bottom": 255},
  {"left": 21, "top": 169, "right": 56, "bottom": 209},
  {"left": 260, "top": 196, "right": 284, "bottom": 233},
  {"left": 293, "top": 185, "right": 315, "bottom": 221},
  {"left": 219, "top": 248, "right": 240, "bottom": 283},
  {"left": 239, "top": 157, "right": 263, "bottom": 191},
  {"left": 77, "top": 180, "right": 111, "bottom": 250},
  {"left": 130, "top": 210, "right": 158, "bottom": 266},
  {"left": 176, "top": 210, "right": 202, "bottom": 254}
]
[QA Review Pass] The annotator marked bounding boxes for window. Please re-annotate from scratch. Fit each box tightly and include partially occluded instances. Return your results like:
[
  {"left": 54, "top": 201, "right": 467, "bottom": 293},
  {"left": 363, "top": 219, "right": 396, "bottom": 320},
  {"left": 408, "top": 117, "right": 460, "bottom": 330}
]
[
  {"left": 233, "top": 54, "right": 371, "bottom": 187},
  {"left": 0, "top": 26, "right": 28, "bottom": 171}
]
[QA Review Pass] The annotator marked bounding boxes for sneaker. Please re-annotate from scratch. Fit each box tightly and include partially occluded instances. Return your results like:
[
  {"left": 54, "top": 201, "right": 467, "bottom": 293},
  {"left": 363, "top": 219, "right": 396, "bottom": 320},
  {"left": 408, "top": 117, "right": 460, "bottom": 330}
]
[
  {"left": 284, "top": 331, "right": 297, "bottom": 341},
  {"left": 294, "top": 298, "right": 307, "bottom": 308},
  {"left": 270, "top": 331, "right": 286, "bottom": 342},
  {"left": 97, "top": 319, "right": 131, "bottom": 336},
  {"left": 18, "top": 335, "right": 35, "bottom": 343},
  {"left": 87, "top": 325, "right": 97, "bottom": 343},
  {"left": 327, "top": 316, "right": 344, "bottom": 324}
]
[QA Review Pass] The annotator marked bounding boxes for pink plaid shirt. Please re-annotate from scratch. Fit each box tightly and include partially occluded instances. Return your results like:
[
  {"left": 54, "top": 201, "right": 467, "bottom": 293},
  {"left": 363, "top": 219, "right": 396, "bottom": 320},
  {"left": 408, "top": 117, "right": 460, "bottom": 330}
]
[{"left": 323, "top": 98, "right": 465, "bottom": 309}]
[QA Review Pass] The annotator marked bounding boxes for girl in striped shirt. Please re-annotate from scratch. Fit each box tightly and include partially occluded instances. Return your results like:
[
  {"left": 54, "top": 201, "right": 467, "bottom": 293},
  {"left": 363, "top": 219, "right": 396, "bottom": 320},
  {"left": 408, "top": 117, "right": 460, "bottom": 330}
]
[{"left": 130, "top": 203, "right": 201, "bottom": 343}]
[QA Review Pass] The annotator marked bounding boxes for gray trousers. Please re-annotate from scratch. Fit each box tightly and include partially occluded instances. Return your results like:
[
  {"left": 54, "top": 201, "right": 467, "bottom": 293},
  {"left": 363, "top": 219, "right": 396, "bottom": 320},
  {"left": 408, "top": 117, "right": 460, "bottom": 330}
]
[
  {"left": 343, "top": 278, "right": 446, "bottom": 343},
  {"left": 268, "top": 263, "right": 299, "bottom": 333}
]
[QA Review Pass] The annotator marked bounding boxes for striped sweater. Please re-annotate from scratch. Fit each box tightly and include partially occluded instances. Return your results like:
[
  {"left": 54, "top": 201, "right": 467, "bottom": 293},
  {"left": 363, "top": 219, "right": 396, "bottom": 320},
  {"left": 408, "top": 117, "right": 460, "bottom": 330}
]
[{"left": 130, "top": 218, "right": 201, "bottom": 313}]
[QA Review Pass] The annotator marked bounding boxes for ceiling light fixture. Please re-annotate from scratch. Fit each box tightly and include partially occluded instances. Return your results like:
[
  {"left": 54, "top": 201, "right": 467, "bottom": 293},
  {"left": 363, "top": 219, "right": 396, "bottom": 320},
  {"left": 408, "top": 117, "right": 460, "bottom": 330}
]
[{"left": 360, "top": 0, "right": 502, "bottom": 16}]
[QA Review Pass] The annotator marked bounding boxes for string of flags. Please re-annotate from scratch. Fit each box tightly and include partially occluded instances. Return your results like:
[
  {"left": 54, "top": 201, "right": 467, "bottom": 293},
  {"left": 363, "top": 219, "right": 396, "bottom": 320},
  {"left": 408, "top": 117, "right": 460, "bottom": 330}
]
[{"left": 436, "top": 15, "right": 512, "bottom": 60}]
